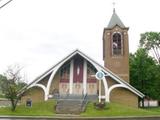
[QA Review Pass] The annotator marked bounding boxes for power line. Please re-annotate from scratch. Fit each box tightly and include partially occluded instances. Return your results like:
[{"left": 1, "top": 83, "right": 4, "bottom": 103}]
[{"left": 0, "top": 0, "right": 13, "bottom": 10}]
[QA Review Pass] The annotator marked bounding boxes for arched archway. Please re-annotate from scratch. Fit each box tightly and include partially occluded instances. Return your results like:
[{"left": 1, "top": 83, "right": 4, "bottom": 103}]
[
  {"left": 108, "top": 84, "right": 138, "bottom": 107},
  {"left": 46, "top": 53, "right": 109, "bottom": 101},
  {"left": 21, "top": 86, "right": 45, "bottom": 104}
]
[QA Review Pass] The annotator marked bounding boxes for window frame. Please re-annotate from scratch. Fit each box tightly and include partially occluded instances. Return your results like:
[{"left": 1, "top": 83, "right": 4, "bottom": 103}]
[
  {"left": 112, "top": 32, "right": 123, "bottom": 56},
  {"left": 60, "top": 62, "right": 70, "bottom": 82}
]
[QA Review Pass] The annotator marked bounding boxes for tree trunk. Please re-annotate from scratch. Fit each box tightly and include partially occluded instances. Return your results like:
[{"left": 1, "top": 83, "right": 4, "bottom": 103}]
[{"left": 10, "top": 98, "right": 19, "bottom": 111}]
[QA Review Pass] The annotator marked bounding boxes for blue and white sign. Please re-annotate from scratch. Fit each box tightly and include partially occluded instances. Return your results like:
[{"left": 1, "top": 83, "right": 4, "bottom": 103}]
[{"left": 96, "top": 71, "right": 105, "bottom": 80}]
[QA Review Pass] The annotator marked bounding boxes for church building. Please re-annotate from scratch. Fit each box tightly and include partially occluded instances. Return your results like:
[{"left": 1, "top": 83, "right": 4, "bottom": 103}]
[{"left": 20, "top": 9, "right": 144, "bottom": 108}]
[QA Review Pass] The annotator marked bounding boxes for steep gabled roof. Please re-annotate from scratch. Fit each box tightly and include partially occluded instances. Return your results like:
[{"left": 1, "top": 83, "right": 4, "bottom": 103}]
[
  {"left": 107, "top": 10, "right": 125, "bottom": 29},
  {"left": 21, "top": 49, "right": 144, "bottom": 98}
]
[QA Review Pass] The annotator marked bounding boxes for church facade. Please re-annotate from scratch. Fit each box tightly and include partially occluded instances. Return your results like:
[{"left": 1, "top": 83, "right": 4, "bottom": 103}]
[{"left": 21, "top": 10, "right": 144, "bottom": 107}]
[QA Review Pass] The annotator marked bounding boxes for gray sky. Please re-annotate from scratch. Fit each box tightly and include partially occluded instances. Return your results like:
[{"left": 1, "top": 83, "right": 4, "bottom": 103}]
[{"left": 0, "top": 0, "right": 160, "bottom": 83}]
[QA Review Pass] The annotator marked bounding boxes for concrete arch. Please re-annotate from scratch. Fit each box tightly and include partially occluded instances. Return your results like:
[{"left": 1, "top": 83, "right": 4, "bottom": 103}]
[
  {"left": 29, "top": 84, "right": 47, "bottom": 100},
  {"left": 108, "top": 84, "right": 129, "bottom": 101},
  {"left": 46, "top": 60, "right": 71, "bottom": 100},
  {"left": 46, "top": 53, "right": 109, "bottom": 101}
]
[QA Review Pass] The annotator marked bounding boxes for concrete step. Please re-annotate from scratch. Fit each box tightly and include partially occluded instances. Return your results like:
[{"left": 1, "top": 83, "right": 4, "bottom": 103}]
[
  {"left": 86, "top": 95, "right": 98, "bottom": 101},
  {"left": 55, "top": 95, "right": 88, "bottom": 114}
]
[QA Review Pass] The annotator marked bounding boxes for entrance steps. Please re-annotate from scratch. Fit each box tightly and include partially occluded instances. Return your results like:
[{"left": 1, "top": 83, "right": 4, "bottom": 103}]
[
  {"left": 86, "top": 95, "right": 98, "bottom": 101},
  {"left": 55, "top": 94, "right": 88, "bottom": 114}
]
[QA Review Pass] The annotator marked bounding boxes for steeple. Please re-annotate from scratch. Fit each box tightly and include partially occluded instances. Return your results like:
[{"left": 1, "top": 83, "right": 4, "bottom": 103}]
[
  {"left": 107, "top": 9, "right": 125, "bottom": 29},
  {"left": 103, "top": 7, "right": 129, "bottom": 82},
  {"left": 113, "top": 1, "right": 116, "bottom": 13}
]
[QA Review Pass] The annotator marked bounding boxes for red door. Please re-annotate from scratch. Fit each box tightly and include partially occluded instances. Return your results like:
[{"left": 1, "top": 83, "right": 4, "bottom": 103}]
[{"left": 73, "top": 57, "right": 83, "bottom": 94}]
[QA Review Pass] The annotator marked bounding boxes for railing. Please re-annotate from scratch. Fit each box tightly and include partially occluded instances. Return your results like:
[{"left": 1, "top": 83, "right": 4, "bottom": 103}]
[{"left": 81, "top": 93, "right": 88, "bottom": 112}]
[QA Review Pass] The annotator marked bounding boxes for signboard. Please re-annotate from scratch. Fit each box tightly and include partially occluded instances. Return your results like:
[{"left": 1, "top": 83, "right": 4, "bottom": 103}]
[
  {"left": 95, "top": 71, "right": 105, "bottom": 103},
  {"left": 96, "top": 71, "right": 105, "bottom": 80},
  {"left": 26, "top": 99, "right": 32, "bottom": 107}
]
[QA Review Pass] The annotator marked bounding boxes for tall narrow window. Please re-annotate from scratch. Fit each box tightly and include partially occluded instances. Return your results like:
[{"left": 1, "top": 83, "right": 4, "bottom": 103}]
[
  {"left": 112, "top": 33, "right": 122, "bottom": 55},
  {"left": 60, "top": 63, "right": 70, "bottom": 83},
  {"left": 87, "top": 62, "right": 97, "bottom": 83}
]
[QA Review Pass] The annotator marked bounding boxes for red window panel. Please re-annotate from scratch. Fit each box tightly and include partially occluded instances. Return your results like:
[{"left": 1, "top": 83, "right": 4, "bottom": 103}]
[{"left": 73, "top": 57, "right": 83, "bottom": 83}]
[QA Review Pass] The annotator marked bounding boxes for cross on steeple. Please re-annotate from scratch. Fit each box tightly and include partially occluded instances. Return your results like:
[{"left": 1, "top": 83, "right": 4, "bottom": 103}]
[{"left": 113, "top": 1, "right": 115, "bottom": 13}]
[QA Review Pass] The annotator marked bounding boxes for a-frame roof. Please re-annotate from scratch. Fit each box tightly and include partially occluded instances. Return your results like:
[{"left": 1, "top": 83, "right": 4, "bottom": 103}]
[
  {"left": 107, "top": 10, "right": 125, "bottom": 29},
  {"left": 22, "top": 49, "right": 144, "bottom": 98}
]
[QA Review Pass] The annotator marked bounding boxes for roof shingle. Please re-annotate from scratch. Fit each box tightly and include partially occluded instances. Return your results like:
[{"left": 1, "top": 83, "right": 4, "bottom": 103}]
[{"left": 107, "top": 10, "right": 125, "bottom": 28}]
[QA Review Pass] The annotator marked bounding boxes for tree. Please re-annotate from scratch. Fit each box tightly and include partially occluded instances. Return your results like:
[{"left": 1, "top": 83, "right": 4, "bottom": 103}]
[
  {"left": 140, "top": 32, "right": 160, "bottom": 64},
  {"left": 130, "top": 48, "right": 160, "bottom": 100},
  {"left": 0, "top": 65, "right": 26, "bottom": 111},
  {"left": 0, "top": 74, "right": 7, "bottom": 97}
]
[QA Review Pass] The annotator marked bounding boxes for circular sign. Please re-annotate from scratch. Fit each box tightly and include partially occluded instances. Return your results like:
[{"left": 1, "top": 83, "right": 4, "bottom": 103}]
[{"left": 95, "top": 71, "right": 105, "bottom": 80}]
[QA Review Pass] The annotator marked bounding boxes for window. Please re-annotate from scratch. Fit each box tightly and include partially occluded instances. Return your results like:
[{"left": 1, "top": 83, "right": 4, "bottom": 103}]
[
  {"left": 60, "top": 63, "right": 70, "bottom": 82},
  {"left": 112, "top": 33, "right": 123, "bottom": 55},
  {"left": 87, "top": 62, "right": 97, "bottom": 83}
]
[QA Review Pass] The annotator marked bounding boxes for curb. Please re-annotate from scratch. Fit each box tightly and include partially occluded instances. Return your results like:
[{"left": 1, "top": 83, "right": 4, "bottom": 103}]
[{"left": 0, "top": 115, "right": 160, "bottom": 119}]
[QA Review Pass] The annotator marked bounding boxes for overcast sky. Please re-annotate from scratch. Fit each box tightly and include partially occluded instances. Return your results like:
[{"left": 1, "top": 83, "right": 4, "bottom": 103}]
[{"left": 0, "top": 0, "right": 160, "bottom": 83}]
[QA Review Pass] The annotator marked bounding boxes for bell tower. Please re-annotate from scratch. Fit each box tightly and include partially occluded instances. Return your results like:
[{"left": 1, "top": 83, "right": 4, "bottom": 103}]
[{"left": 103, "top": 9, "right": 130, "bottom": 82}]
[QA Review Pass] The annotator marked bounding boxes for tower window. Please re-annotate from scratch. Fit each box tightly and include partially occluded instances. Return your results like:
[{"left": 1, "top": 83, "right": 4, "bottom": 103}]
[{"left": 112, "top": 33, "right": 122, "bottom": 55}]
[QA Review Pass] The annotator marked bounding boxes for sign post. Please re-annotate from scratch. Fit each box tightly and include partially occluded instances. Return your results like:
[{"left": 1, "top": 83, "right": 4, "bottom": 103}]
[{"left": 96, "top": 71, "right": 105, "bottom": 103}]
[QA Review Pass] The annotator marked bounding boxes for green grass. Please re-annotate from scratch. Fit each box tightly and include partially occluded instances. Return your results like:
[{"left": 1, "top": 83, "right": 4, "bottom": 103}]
[
  {"left": 0, "top": 100, "right": 56, "bottom": 116},
  {"left": 0, "top": 100, "right": 160, "bottom": 117},
  {"left": 81, "top": 102, "right": 160, "bottom": 117},
  {"left": 145, "top": 107, "right": 160, "bottom": 113},
  {"left": 0, "top": 94, "right": 5, "bottom": 98}
]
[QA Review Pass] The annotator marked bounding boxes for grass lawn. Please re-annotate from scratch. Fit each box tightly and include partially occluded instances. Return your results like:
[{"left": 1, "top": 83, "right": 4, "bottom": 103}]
[
  {"left": 0, "top": 100, "right": 160, "bottom": 117},
  {"left": 0, "top": 100, "right": 56, "bottom": 116},
  {"left": 0, "top": 94, "right": 5, "bottom": 98},
  {"left": 82, "top": 102, "right": 160, "bottom": 117},
  {"left": 145, "top": 107, "right": 160, "bottom": 113}
]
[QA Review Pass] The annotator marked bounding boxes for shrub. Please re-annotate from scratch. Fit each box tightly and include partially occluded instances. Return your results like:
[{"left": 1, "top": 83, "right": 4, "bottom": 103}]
[{"left": 94, "top": 101, "right": 106, "bottom": 109}]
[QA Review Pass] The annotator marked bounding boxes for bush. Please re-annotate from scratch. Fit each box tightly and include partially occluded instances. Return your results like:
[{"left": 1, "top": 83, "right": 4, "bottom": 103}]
[{"left": 94, "top": 101, "right": 106, "bottom": 109}]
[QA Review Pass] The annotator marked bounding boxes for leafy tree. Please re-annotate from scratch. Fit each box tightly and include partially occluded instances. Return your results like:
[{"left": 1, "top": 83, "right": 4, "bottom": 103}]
[
  {"left": 140, "top": 32, "right": 160, "bottom": 64},
  {"left": 0, "top": 65, "right": 26, "bottom": 111},
  {"left": 0, "top": 74, "right": 7, "bottom": 97},
  {"left": 130, "top": 48, "right": 160, "bottom": 100}
]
